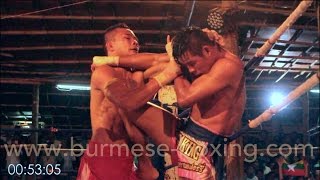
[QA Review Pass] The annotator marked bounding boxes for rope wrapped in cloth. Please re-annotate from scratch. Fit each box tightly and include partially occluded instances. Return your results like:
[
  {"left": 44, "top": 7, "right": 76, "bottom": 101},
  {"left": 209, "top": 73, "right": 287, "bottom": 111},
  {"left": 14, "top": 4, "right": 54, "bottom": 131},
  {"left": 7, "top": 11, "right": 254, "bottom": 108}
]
[{"left": 229, "top": 72, "right": 320, "bottom": 142}]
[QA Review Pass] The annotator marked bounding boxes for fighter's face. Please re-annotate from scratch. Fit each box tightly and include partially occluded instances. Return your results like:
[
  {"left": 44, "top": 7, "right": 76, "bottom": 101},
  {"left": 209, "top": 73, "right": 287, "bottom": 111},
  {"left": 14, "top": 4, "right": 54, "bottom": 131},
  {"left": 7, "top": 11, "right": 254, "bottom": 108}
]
[
  {"left": 178, "top": 51, "right": 211, "bottom": 78},
  {"left": 111, "top": 28, "right": 139, "bottom": 56}
]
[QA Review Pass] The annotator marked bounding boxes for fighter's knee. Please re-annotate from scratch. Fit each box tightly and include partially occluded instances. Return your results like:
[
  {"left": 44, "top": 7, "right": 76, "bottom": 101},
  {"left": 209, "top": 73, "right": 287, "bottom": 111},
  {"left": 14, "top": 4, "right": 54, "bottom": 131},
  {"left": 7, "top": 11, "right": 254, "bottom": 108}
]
[
  {"left": 137, "top": 169, "right": 159, "bottom": 180},
  {"left": 136, "top": 158, "right": 159, "bottom": 180}
]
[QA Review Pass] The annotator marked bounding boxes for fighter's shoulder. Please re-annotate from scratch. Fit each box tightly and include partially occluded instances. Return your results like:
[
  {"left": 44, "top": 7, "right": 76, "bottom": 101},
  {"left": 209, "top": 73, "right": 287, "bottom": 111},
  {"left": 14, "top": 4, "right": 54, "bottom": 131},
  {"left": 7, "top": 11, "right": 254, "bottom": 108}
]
[
  {"left": 213, "top": 57, "right": 243, "bottom": 71},
  {"left": 208, "top": 58, "right": 243, "bottom": 82},
  {"left": 92, "top": 65, "right": 127, "bottom": 77},
  {"left": 92, "top": 64, "right": 114, "bottom": 74},
  {"left": 91, "top": 65, "right": 118, "bottom": 87}
]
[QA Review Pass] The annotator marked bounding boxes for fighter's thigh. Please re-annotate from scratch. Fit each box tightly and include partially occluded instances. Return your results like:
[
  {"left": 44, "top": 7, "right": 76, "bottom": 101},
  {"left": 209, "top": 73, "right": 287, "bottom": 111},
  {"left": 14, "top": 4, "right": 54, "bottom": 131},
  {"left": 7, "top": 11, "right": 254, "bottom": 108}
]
[{"left": 135, "top": 106, "right": 177, "bottom": 149}]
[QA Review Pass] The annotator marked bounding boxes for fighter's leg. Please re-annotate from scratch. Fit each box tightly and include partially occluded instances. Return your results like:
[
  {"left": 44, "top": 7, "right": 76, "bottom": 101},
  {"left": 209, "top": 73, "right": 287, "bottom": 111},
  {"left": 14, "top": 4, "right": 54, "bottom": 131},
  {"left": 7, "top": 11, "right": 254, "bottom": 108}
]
[
  {"left": 119, "top": 109, "right": 159, "bottom": 180},
  {"left": 131, "top": 106, "right": 180, "bottom": 179},
  {"left": 134, "top": 106, "right": 178, "bottom": 151}
]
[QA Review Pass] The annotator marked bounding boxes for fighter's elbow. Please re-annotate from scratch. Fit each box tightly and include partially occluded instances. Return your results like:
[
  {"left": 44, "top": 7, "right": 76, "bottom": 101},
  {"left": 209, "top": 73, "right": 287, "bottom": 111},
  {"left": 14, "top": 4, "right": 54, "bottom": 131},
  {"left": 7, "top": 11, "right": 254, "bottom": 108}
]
[{"left": 107, "top": 95, "right": 137, "bottom": 111}]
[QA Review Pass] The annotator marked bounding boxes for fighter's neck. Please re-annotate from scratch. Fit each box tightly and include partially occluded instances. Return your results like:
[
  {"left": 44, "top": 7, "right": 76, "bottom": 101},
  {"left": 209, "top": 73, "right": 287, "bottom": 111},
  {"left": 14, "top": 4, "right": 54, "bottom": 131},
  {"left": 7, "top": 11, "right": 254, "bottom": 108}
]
[
  {"left": 107, "top": 52, "right": 117, "bottom": 56},
  {"left": 211, "top": 47, "right": 226, "bottom": 62}
]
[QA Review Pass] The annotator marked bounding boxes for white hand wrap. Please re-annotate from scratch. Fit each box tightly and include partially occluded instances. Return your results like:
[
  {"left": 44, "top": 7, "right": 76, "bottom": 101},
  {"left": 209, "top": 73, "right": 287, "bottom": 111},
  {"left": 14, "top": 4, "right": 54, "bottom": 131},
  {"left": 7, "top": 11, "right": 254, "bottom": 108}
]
[
  {"left": 92, "top": 56, "right": 119, "bottom": 66},
  {"left": 165, "top": 42, "right": 174, "bottom": 60},
  {"left": 152, "top": 60, "right": 181, "bottom": 87}
]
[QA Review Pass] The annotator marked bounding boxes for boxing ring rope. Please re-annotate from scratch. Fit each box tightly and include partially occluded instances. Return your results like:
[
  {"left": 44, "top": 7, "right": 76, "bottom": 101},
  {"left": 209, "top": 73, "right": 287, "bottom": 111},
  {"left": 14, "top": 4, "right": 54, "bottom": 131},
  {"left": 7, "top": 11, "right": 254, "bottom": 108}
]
[
  {"left": 228, "top": 72, "right": 320, "bottom": 141},
  {"left": 0, "top": 144, "right": 86, "bottom": 152},
  {"left": 227, "top": 0, "right": 317, "bottom": 141},
  {"left": 1, "top": 0, "right": 89, "bottom": 20},
  {"left": 0, "top": 128, "right": 91, "bottom": 133},
  {"left": 1, "top": 144, "right": 319, "bottom": 156},
  {"left": 244, "top": 0, "right": 313, "bottom": 71},
  {"left": 1, "top": 0, "right": 313, "bottom": 150}
]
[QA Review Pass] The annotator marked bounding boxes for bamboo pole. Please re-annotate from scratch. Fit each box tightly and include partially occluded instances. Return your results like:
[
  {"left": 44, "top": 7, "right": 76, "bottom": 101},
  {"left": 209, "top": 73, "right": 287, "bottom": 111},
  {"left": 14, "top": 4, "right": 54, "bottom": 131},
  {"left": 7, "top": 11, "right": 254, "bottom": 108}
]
[
  {"left": 249, "top": 73, "right": 319, "bottom": 129},
  {"left": 228, "top": 73, "right": 320, "bottom": 143},
  {"left": 255, "top": 1, "right": 313, "bottom": 57}
]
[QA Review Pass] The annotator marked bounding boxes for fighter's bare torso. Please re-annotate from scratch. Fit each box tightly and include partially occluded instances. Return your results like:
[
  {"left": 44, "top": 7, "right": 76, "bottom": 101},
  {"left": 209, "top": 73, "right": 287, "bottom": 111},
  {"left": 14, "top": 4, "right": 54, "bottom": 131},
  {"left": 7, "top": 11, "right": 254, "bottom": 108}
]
[
  {"left": 90, "top": 67, "right": 134, "bottom": 144},
  {"left": 190, "top": 53, "right": 246, "bottom": 136}
]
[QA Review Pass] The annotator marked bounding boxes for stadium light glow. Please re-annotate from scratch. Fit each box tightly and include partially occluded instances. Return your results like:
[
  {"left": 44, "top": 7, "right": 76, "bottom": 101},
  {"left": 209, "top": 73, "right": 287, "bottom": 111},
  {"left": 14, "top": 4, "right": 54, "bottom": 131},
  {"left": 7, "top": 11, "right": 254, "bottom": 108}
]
[
  {"left": 270, "top": 92, "right": 285, "bottom": 105},
  {"left": 56, "top": 84, "right": 90, "bottom": 91},
  {"left": 310, "top": 89, "right": 319, "bottom": 93}
]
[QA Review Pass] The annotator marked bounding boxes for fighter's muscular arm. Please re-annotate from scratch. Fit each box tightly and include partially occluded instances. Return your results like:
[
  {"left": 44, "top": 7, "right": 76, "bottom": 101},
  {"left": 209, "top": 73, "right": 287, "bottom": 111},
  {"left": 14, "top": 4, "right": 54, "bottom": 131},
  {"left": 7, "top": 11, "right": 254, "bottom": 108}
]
[
  {"left": 105, "top": 77, "right": 160, "bottom": 111},
  {"left": 92, "top": 66, "right": 160, "bottom": 111},
  {"left": 91, "top": 65, "right": 116, "bottom": 90},
  {"left": 174, "top": 59, "right": 243, "bottom": 108},
  {"left": 94, "top": 53, "right": 169, "bottom": 70},
  {"left": 119, "top": 53, "right": 169, "bottom": 69}
]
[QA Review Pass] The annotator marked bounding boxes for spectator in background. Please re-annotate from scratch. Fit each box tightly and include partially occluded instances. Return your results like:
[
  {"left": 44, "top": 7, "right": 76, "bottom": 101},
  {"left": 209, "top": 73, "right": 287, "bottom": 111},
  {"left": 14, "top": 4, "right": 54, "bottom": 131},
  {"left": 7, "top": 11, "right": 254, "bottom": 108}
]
[
  {"left": 256, "top": 169, "right": 265, "bottom": 180},
  {"left": 62, "top": 140, "right": 76, "bottom": 171},
  {"left": 246, "top": 166, "right": 258, "bottom": 180},
  {"left": 6, "top": 137, "right": 21, "bottom": 180},
  {"left": 0, "top": 137, "right": 6, "bottom": 171}
]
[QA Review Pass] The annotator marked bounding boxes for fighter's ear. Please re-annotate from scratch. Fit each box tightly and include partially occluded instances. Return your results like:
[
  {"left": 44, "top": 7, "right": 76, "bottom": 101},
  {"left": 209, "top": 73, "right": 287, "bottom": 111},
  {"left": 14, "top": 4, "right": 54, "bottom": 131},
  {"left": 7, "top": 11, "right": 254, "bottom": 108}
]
[
  {"left": 106, "top": 41, "right": 113, "bottom": 52},
  {"left": 202, "top": 45, "right": 212, "bottom": 57}
]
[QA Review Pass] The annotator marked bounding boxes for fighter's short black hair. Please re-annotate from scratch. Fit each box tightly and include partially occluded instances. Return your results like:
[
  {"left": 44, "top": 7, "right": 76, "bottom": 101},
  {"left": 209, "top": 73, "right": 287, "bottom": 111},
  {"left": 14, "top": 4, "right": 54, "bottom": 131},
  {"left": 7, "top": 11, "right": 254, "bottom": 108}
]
[
  {"left": 172, "top": 26, "right": 217, "bottom": 63},
  {"left": 103, "top": 23, "right": 130, "bottom": 55}
]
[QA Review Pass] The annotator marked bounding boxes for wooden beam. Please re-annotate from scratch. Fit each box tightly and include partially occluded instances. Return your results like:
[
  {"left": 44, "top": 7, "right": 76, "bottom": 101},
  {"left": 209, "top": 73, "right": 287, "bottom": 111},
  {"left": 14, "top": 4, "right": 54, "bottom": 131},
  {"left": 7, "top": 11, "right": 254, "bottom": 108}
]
[
  {"left": 302, "top": 94, "right": 310, "bottom": 143},
  {"left": 1, "top": 25, "right": 317, "bottom": 37},
  {"left": 0, "top": 104, "right": 89, "bottom": 110},
  {"left": 0, "top": 60, "right": 91, "bottom": 64},
  {"left": 0, "top": 30, "right": 179, "bottom": 35},
  {"left": 1, "top": 59, "right": 317, "bottom": 66},
  {"left": 94, "top": 1, "right": 186, "bottom": 5},
  {"left": 1, "top": 25, "right": 317, "bottom": 36},
  {"left": 253, "top": 67, "right": 316, "bottom": 72},
  {"left": 1, "top": 70, "right": 90, "bottom": 76},
  {"left": 1, "top": 75, "right": 313, "bottom": 85},
  {"left": 238, "top": 22, "right": 318, "bottom": 31},
  {"left": 246, "top": 37, "right": 319, "bottom": 47},
  {"left": 0, "top": 77, "right": 88, "bottom": 84},
  {"left": 1, "top": 92, "right": 89, "bottom": 97},
  {"left": 3, "top": 45, "right": 318, "bottom": 53},
  {"left": 202, "top": 2, "right": 316, "bottom": 17},
  {"left": 3, "top": 91, "right": 319, "bottom": 100},
  {"left": 236, "top": 4, "right": 316, "bottom": 17},
  {"left": 0, "top": 44, "right": 164, "bottom": 51},
  {"left": 1, "top": 15, "right": 184, "bottom": 21},
  {"left": 245, "top": 52, "right": 319, "bottom": 61},
  {"left": 1, "top": 104, "right": 312, "bottom": 110}
]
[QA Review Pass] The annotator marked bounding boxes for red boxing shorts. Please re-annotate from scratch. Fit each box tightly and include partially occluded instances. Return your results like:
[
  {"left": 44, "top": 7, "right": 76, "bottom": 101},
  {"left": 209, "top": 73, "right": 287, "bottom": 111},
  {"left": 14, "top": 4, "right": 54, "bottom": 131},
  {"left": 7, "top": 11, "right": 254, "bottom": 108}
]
[{"left": 77, "top": 141, "right": 137, "bottom": 180}]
